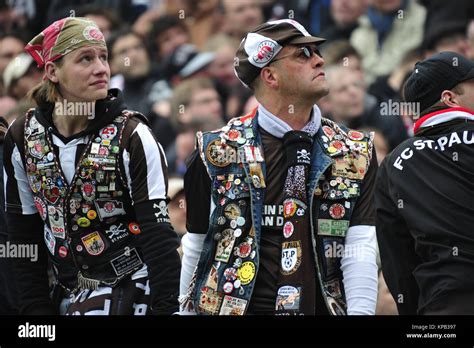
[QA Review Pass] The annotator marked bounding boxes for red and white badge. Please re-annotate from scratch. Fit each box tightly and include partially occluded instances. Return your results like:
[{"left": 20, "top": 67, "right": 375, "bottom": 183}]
[
  {"left": 128, "top": 222, "right": 141, "bottom": 235},
  {"left": 322, "top": 126, "right": 335, "bottom": 139},
  {"left": 82, "top": 183, "right": 95, "bottom": 198},
  {"left": 283, "top": 200, "right": 297, "bottom": 218},
  {"left": 98, "top": 146, "right": 109, "bottom": 156},
  {"left": 329, "top": 204, "right": 345, "bottom": 220},
  {"left": 224, "top": 267, "right": 238, "bottom": 281},
  {"left": 330, "top": 140, "right": 345, "bottom": 150},
  {"left": 104, "top": 201, "right": 115, "bottom": 213},
  {"left": 227, "top": 129, "right": 241, "bottom": 141},
  {"left": 58, "top": 246, "right": 68, "bottom": 258},
  {"left": 235, "top": 242, "right": 252, "bottom": 258},
  {"left": 348, "top": 130, "right": 364, "bottom": 141},
  {"left": 44, "top": 186, "right": 60, "bottom": 205},
  {"left": 34, "top": 197, "right": 47, "bottom": 220},
  {"left": 83, "top": 25, "right": 105, "bottom": 41},
  {"left": 254, "top": 40, "right": 277, "bottom": 64},
  {"left": 283, "top": 221, "right": 294, "bottom": 239},
  {"left": 223, "top": 281, "right": 234, "bottom": 294},
  {"left": 100, "top": 125, "right": 118, "bottom": 140}
]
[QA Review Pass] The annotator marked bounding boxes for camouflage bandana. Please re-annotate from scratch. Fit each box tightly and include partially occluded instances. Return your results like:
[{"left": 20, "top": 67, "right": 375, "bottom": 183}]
[{"left": 25, "top": 17, "right": 106, "bottom": 68}]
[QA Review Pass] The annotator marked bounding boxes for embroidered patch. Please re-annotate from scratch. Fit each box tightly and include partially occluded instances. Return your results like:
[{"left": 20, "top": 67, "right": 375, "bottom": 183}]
[
  {"left": 219, "top": 295, "right": 247, "bottom": 315},
  {"left": 110, "top": 247, "right": 143, "bottom": 276},
  {"left": 81, "top": 231, "right": 105, "bottom": 255},
  {"left": 331, "top": 153, "right": 368, "bottom": 180},
  {"left": 198, "top": 287, "right": 223, "bottom": 315},
  {"left": 318, "top": 219, "right": 350, "bottom": 237},
  {"left": 237, "top": 261, "right": 255, "bottom": 285},
  {"left": 215, "top": 229, "right": 236, "bottom": 262},
  {"left": 280, "top": 241, "right": 302, "bottom": 275},
  {"left": 206, "top": 139, "right": 231, "bottom": 168},
  {"left": 205, "top": 264, "right": 219, "bottom": 290},
  {"left": 275, "top": 286, "right": 301, "bottom": 312},
  {"left": 44, "top": 226, "right": 56, "bottom": 255},
  {"left": 34, "top": 197, "right": 47, "bottom": 220}
]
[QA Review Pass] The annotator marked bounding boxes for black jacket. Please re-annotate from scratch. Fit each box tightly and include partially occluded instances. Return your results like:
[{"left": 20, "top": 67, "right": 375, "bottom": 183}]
[
  {"left": 0, "top": 116, "right": 19, "bottom": 314},
  {"left": 0, "top": 116, "right": 7, "bottom": 236},
  {"left": 375, "top": 115, "right": 474, "bottom": 314}
]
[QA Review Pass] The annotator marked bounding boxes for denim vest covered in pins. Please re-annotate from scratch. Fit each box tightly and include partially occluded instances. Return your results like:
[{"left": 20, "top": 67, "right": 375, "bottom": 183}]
[
  {"left": 187, "top": 109, "right": 373, "bottom": 315},
  {"left": 24, "top": 109, "right": 145, "bottom": 292}
]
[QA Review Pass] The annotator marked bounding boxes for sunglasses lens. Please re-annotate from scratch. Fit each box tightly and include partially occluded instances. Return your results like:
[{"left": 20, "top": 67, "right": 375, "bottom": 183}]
[
  {"left": 303, "top": 46, "right": 311, "bottom": 58},
  {"left": 302, "top": 46, "right": 322, "bottom": 59}
]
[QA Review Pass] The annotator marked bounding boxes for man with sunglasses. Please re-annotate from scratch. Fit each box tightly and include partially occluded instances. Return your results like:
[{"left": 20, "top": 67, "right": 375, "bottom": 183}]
[{"left": 180, "top": 19, "right": 378, "bottom": 315}]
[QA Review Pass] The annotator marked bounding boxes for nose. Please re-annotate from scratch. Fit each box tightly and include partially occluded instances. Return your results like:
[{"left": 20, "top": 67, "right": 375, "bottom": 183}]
[
  {"left": 311, "top": 51, "right": 325, "bottom": 68},
  {"left": 94, "top": 57, "right": 109, "bottom": 76}
]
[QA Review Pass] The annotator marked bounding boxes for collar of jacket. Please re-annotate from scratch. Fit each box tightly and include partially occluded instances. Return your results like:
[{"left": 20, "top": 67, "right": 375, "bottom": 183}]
[
  {"left": 245, "top": 111, "right": 354, "bottom": 189},
  {"left": 257, "top": 103, "right": 322, "bottom": 139},
  {"left": 414, "top": 107, "right": 474, "bottom": 135},
  {"left": 34, "top": 88, "right": 129, "bottom": 144},
  {"left": 249, "top": 110, "right": 334, "bottom": 195}
]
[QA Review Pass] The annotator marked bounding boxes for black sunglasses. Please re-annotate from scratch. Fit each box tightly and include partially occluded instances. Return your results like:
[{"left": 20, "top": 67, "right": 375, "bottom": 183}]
[{"left": 270, "top": 45, "right": 322, "bottom": 64}]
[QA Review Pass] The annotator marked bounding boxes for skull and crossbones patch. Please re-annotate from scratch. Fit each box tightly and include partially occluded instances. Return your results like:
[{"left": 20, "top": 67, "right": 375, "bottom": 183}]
[
  {"left": 296, "top": 149, "right": 311, "bottom": 165},
  {"left": 153, "top": 200, "right": 170, "bottom": 223}
]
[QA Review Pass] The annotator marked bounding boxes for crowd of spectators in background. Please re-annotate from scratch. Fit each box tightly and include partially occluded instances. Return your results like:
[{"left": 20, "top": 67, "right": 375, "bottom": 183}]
[{"left": 0, "top": 0, "right": 473, "bottom": 315}]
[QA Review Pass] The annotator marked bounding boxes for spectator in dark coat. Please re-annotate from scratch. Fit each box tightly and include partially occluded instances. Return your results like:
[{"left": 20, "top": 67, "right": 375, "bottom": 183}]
[{"left": 0, "top": 115, "right": 18, "bottom": 314}]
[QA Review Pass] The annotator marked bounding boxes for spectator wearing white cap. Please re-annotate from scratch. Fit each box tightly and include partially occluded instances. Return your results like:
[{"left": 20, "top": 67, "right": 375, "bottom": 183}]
[{"left": 3, "top": 53, "right": 42, "bottom": 100}]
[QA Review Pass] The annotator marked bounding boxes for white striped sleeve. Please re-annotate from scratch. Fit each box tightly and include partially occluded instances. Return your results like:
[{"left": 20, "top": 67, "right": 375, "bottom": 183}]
[{"left": 123, "top": 122, "right": 168, "bottom": 204}]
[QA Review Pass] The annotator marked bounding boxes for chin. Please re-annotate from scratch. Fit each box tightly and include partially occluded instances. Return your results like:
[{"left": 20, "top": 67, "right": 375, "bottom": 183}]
[
  {"left": 312, "top": 87, "right": 330, "bottom": 99},
  {"left": 94, "top": 89, "right": 109, "bottom": 100}
]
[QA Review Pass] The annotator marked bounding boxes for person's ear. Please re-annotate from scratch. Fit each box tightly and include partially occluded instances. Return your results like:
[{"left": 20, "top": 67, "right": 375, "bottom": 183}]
[
  {"left": 44, "top": 61, "right": 59, "bottom": 83},
  {"left": 260, "top": 66, "right": 279, "bottom": 90},
  {"left": 440, "top": 90, "right": 458, "bottom": 107}
]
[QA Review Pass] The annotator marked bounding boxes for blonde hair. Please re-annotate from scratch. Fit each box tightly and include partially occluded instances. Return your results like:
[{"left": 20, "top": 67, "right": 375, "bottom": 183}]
[{"left": 27, "top": 59, "right": 63, "bottom": 109}]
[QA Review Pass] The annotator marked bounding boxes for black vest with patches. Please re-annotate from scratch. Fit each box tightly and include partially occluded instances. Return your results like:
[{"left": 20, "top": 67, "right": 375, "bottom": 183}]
[{"left": 24, "top": 109, "right": 144, "bottom": 291}]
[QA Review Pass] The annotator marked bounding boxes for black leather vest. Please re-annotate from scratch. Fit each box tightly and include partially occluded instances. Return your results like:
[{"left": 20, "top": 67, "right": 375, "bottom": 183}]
[{"left": 24, "top": 109, "right": 144, "bottom": 291}]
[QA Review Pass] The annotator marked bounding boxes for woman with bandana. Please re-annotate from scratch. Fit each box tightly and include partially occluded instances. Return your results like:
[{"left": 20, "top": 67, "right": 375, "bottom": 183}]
[{"left": 3, "top": 17, "right": 181, "bottom": 315}]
